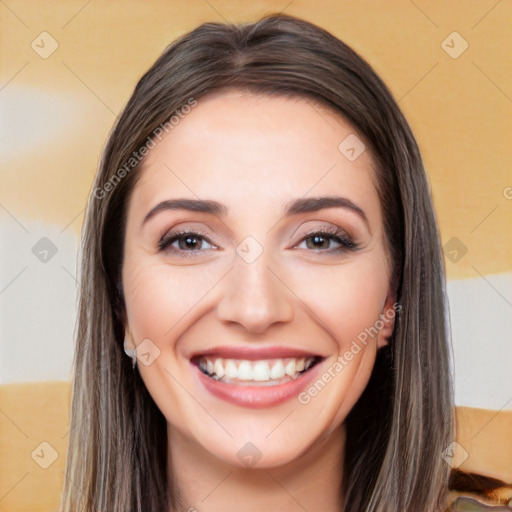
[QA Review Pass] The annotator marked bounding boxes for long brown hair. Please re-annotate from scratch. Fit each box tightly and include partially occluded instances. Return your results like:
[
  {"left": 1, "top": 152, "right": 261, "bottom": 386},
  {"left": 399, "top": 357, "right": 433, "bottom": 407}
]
[{"left": 60, "top": 13, "right": 454, "bottom": 512}]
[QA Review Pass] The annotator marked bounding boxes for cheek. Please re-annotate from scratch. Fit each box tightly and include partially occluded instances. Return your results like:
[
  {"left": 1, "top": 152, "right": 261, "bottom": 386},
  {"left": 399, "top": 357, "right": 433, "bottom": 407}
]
[
  {"left": 123, "top": 256, "right": 171, "bottom": 341},
  {"left": 291, "top": 259, "right": 387, "bottom": 428},
  {"left": 284, "top": 257, "right": 389, "bottom": 349},
  {"left": 122, "top": 256, "right": 224, "bottom": 343}
]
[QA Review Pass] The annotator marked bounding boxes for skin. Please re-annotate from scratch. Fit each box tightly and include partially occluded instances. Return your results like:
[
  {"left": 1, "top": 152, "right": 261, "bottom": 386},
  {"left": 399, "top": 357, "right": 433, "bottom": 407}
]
[{"left": 122, "top": 89, "right": 397, "bottom": 511}]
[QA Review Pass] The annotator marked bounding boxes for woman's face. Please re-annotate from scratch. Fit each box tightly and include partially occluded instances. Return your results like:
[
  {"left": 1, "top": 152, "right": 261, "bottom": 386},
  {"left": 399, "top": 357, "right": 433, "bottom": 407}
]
[{"left": 122, "top": 90, "right": 397, "bottom": 468}]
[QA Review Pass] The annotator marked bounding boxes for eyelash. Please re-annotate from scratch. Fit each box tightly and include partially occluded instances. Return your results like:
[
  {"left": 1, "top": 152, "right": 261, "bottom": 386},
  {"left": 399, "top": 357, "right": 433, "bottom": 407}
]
[{"left": 157, "top": 226, "right": 359, "bottom": 257}]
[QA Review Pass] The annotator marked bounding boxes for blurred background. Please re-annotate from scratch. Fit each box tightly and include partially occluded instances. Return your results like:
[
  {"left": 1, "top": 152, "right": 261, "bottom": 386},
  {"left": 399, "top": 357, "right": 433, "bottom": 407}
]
[{"left": 1, "top": 1, "right": 511, "bottom": 510}]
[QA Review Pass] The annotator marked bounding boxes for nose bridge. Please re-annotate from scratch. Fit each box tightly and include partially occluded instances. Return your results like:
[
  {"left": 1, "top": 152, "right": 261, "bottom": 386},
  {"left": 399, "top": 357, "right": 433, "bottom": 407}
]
[{"left": 216, "top": 246, "right": 294, "bottom": 333}]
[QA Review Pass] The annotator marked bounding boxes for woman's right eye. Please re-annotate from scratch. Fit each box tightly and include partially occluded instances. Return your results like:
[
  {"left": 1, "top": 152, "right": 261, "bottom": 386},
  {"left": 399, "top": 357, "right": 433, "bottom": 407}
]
[{"left": 158, "top": 231, "right": 216, "bottom": 256}]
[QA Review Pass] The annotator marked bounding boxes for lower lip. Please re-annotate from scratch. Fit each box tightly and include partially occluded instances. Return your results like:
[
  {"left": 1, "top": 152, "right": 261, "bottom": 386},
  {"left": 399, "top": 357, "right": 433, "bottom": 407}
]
[{"left": 193, "top": 361, "right": 323, "bottom": 408}]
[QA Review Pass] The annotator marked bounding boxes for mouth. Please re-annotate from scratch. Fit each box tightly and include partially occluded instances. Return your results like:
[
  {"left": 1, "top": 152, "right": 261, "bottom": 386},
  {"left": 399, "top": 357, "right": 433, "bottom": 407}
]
[
  {"left": 189, "top": 346, "right": 327, "bottom": 407},
  {"left": 191, "top": 355, "right": 323, "bottom": 387}
]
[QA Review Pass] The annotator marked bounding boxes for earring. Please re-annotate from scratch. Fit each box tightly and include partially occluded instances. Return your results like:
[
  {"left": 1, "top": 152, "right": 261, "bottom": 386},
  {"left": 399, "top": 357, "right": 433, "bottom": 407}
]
[{"left": 124, "top": 338, "right": 137, "bottom": 369}]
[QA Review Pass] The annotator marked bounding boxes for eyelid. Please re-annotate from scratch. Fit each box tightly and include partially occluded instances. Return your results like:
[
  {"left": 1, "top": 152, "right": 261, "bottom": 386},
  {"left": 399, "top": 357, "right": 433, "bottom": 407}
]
[
  {"left": 296, "top": 224, "right": 349, "bottom": 238},
  {"left": 291, "top": 222, "right": 354, "bottom": 243}
]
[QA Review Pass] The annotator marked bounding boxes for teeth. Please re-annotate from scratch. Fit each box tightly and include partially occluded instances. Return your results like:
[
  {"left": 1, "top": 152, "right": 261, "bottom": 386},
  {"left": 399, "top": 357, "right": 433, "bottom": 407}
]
[
  {"left": 269, "top": 360, "right": 285, "bottom": 379},
  {"left": 213, "top": 358, "right": 225, "bottom": 379},
  {"left": 225, "top": 359, "right": 238, "bottom": 379},
  {"left": 253, "top": 361, "right": 270, "bottom": 381},
  {"left": 237, "top": 360, "right": 252, "bottom": 380},
  {"left": 197, "top": 356, "right": 317, "bottom": 383},
  {"left": 284, "top": 360, "right": 296, "bottom": 377}
]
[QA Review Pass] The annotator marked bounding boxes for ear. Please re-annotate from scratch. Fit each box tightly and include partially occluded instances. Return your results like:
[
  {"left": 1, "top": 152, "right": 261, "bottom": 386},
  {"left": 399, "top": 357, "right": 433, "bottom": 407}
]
[
  {"left": 124, "top": 326, "right": 136, "bottom": 352},
  {"left": 377, "top": 292, "right": 399, "bottom": 349}
]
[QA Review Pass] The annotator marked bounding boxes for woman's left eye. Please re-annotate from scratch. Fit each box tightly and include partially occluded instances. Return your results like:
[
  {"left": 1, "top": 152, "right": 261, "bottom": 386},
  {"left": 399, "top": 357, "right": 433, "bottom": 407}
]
[{"left": 295, "top": 229, "right": 358, "bottom": 252}]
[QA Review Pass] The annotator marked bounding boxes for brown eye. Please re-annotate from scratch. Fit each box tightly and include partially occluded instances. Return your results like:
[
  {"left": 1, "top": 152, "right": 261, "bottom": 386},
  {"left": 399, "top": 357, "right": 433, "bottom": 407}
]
[
  {"left": 297, "top": 229, "right": 358, "bottom": 252},
  {"left": 158, "top": 231, "right": 215, "bottom": 255}
]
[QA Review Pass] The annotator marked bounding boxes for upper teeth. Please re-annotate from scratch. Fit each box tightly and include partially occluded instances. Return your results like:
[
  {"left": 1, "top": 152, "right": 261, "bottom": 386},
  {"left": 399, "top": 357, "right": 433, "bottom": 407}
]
[{"left": 198, "top": 356, "right": 316, "bottom": 382}]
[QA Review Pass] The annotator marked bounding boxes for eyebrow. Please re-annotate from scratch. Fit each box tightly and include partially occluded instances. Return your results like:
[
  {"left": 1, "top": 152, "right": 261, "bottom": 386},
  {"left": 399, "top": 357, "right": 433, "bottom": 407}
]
[{"left": 142, "top": 196, "right": 370, "bottom": 230}]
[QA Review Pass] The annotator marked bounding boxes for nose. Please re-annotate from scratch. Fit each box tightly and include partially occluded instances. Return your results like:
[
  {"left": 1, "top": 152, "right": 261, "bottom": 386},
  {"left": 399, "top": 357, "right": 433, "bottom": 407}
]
[{"left": 216, "top": 251, "right": 295, "bottom": 334}]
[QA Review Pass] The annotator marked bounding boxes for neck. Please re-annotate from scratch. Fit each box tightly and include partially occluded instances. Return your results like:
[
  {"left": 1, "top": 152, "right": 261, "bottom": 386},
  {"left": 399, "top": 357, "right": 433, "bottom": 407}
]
[{"left": 167, "top": 424, "right": 346, "bottom": 512}]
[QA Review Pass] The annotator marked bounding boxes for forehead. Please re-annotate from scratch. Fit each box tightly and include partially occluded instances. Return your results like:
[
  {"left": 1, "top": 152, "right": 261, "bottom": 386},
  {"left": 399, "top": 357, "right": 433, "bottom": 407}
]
[{"left": 129, "top": 90, "right": 382, "bottom": 230}]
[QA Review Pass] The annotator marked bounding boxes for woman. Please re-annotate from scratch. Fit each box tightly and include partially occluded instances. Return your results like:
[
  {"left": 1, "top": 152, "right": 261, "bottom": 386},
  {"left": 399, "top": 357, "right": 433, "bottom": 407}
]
[{"left": 60, "top": 13, "right": 454, "bottom": 512}]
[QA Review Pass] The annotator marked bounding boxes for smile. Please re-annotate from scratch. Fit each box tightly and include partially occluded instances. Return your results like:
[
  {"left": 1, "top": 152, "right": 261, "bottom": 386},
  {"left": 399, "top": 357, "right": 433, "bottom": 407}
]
[
  {"left": 190, "top": 349, "right": 325, "bottom": 408},
  {"left": 195, "top": 356, "right": 321, "bottom": 386}
]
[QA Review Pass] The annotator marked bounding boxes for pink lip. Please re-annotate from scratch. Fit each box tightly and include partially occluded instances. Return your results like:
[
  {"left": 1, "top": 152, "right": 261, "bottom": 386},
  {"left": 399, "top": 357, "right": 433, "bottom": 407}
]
[
  {"left": 192, "top": 358, "right": 324, "bottom": 408},
  {"left": 189, "top": 345, "right": 322, "bottom": 361}
]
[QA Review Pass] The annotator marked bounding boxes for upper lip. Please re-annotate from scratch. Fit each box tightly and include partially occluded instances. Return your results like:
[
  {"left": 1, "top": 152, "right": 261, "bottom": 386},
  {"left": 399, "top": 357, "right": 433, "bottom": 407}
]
[{"left": 190, "top": 345, "right": 324, "bottom": 361}]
